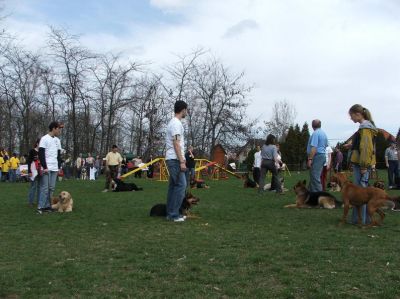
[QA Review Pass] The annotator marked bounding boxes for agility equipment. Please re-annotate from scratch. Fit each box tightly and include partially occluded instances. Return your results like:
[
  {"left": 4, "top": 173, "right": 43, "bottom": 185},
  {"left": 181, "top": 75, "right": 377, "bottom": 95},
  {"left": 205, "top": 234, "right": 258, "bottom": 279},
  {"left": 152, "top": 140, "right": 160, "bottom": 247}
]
[
  {"left": 121, "top": 157, "right": 241, "bottom": 181},
  {"left": 120, "top": 158, "right": 169, "bottom": 181}
]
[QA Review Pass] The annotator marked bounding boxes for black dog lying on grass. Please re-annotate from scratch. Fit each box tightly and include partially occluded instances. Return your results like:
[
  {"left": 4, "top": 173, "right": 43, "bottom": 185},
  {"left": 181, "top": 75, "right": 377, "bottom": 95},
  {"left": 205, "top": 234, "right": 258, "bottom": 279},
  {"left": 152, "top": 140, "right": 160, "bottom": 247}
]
[
  {"left": 150, "top": 193, "right": 200, "bottom": 217},
  {"left": 111, "top": 178, "right": 143, "bottom": 192}
]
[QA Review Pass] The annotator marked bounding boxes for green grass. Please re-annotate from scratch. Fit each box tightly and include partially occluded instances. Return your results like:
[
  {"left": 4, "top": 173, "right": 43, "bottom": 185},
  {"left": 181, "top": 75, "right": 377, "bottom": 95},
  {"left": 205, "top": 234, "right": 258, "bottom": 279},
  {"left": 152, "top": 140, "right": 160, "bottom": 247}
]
[{"left": 1, "top": 172, "right": 400, "bottom": 298}]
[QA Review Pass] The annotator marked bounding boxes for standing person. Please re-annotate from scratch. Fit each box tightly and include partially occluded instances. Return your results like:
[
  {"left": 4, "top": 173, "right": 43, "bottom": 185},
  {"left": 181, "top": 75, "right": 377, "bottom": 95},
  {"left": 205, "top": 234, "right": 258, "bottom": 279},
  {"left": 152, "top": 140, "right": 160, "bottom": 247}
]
[
  {"left": 9, "top": 153, "right": 20, "bottom": 183},
  {"left": 86, "top": 152, "right": 94, "bottom": 175},
  {"left": 258, "top": 134, "right": 283, "bottom": 194},
  {"left": 1, "top": 155, "right": 10, "bottom": 182},
  {"left": 27, "top": 139, "right": 41, "bottom": 207},
  {"left": 37, "top": 121, "right": 63, "bottom": 214},
  {"left": 346, "top": 104, "right": 377, "bottom": 224},
  {"left": 320, "top": 145, "right": 333, "bottom": 191},
  {"left": 76, "top": 154, "right": 83, "bottom": 179},
  {"left": 253, "top": 145, "right": 261, "bottom": 187},
  {"left": 133, "top": 156, "right": 143, "bottom": 178},
  {"left": 0, "top": 152, "right": 3, "bottom": 181},
  {"left": 185, "top": 145, "right": 196, "bottom": 187},
  {"left": 94, "top": 155, "right": 102, "bottom": 179},
  {"left": 307, "top": 119, "right": 328, "bottom": 192},
  {"left": 102, "top": 145, "right": 122, "bottom": 192},
  {"left": 334, "top": 148, "right": 343, "bottom": 173},
  {"left": 385, "top": 142, "right": 399, "bottom": 189},
  {"left": 165, "top": 100, "right": 188, "bottom": 222}
]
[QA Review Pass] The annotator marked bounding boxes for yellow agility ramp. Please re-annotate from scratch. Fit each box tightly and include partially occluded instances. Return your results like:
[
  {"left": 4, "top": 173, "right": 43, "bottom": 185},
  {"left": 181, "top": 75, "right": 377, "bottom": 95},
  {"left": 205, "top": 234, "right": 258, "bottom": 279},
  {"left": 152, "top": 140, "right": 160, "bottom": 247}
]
[{"left": 120, "top": 158, "right": 169, "bottom": 181}]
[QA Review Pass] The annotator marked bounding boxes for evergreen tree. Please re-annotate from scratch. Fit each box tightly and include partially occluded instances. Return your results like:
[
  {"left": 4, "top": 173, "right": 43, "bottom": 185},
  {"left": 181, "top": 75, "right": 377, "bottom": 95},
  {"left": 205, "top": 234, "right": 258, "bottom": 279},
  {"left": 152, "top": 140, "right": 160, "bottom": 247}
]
[{"left": 300, "top": 122, "right": 310, "bottom": 169}]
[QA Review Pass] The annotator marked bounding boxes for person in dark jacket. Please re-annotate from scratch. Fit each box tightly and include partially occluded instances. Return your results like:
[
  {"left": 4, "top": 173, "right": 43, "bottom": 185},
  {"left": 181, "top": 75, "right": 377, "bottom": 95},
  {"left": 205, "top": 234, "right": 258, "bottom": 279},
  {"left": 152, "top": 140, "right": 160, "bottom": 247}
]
[{"left": 185, "top": 146, "right": 196, "bottom": 188}]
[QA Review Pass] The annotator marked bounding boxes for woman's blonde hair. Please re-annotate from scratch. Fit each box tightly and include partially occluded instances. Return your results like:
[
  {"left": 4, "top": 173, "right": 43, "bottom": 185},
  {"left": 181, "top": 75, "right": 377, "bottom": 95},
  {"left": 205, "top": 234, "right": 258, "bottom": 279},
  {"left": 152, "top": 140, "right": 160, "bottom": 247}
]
[{"left": 349, "top": 104, "right": 375, "bottom": 125}]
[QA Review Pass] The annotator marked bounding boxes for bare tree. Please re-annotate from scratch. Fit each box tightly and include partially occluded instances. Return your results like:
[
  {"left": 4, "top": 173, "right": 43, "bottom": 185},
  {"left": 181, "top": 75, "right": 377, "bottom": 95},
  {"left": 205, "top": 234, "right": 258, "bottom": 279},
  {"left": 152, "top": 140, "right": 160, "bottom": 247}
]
[
  {"left": 91, "top": 53, "right": 139, "bottom": 155},
  {"left": 190, "top": 57, "right": 253, "bottom": 156},
  {"left": 48, "top": 27, "right": 95, "bottom": 160},
  {"left": 2, "top": 46, "right": 43, "bottom": 153},
  {"left": 264, "top": 100, "right": 297, "bottom": 142}
]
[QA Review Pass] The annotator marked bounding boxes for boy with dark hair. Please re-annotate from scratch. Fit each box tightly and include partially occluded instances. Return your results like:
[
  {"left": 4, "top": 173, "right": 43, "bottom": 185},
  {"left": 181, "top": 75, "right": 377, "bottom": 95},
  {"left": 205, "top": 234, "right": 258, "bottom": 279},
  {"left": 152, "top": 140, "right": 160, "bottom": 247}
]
[{"left": 37, "top": 121, "right": 63, "bottom": 214}]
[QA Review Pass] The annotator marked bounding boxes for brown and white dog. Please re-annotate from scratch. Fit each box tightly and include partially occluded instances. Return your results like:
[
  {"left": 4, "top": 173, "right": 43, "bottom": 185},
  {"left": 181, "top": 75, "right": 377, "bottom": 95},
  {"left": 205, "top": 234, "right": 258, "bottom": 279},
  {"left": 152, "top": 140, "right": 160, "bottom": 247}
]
[{"left": 51, "top": 191, "right": 74, "bottom": 212}]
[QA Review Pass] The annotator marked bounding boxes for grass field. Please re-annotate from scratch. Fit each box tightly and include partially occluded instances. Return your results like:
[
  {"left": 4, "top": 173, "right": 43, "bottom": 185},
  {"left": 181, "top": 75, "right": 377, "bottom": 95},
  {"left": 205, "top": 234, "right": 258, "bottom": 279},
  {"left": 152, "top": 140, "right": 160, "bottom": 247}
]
[{"left": 1, "top": 172, "right": 400, "bottom": 298}]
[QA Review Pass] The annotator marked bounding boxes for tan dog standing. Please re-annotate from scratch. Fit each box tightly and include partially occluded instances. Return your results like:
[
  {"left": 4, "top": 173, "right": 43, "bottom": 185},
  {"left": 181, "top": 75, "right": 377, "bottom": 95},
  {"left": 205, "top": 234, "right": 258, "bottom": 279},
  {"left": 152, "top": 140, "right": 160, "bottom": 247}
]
[
  {"left": 331, "top": 173, "right": 397, "bottom": 226},
  {"left": 51, "top": 191, "right": 73, "bottom": 212}
]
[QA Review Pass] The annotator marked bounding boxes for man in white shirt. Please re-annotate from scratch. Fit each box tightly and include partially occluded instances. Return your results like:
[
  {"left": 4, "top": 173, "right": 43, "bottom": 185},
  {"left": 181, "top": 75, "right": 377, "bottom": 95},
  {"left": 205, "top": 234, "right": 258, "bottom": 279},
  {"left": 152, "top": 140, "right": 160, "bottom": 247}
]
[
  {"left": 37, "top": 121, "right": 63, "bottom": 214},
  {"left": 253, "top": 145, "right": 261, "bottom": 186},
  {"left": 165, "top": 100, "right": 188, "bottom": 222}
]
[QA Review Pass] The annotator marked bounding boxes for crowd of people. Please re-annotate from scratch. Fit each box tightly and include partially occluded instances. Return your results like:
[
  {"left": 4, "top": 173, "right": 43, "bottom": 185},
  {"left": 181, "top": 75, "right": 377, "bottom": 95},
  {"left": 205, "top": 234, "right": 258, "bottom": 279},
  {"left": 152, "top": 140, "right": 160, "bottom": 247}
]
[{"left": 1, "top": 102, "right": 398, "bottom": 223}]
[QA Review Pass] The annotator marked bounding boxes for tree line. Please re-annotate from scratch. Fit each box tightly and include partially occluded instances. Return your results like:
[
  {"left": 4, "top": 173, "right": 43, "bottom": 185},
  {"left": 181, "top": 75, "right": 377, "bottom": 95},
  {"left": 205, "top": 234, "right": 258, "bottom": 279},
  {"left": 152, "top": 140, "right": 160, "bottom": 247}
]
[{"left": 0, "top": 26, "right": 254, "bottom": 162}]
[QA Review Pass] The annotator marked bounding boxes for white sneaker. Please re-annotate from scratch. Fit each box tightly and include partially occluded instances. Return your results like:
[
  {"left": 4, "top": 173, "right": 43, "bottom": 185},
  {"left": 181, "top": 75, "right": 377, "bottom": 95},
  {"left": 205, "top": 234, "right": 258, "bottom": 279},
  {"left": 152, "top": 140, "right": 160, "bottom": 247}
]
[
  {"left": 173, "top": 217, "right": 185, "bottom": 222},
  {"left": 102, "top": 189, "right": 108, "bottom": 193}
]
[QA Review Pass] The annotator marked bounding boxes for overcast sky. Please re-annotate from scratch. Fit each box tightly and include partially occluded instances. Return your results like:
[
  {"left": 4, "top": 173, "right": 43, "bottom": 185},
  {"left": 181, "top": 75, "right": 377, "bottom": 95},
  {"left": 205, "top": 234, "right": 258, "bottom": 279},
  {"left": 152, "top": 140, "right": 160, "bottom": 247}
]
[{"left": 4, "top": 0, "right": 400, "bottom": 144}]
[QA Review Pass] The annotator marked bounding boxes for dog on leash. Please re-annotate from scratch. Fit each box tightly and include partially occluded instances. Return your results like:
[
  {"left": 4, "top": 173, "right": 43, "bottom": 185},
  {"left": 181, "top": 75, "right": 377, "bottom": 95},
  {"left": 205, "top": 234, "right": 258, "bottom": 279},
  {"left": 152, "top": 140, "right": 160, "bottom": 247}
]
[
  {"left": 284, "top": 180, "right": 339, "bottom": 209},
  {"left": 150, "top": 193, "right": 200, "bottom": 217},
  {"left": 110, "top": 178, "right": 143, "bottom": 192},
  {"left": 331, "top": 173, "right": 400, "bottom": 226},
  {"left": 51, "top": 191, "right": 73, "bottom": 212}
]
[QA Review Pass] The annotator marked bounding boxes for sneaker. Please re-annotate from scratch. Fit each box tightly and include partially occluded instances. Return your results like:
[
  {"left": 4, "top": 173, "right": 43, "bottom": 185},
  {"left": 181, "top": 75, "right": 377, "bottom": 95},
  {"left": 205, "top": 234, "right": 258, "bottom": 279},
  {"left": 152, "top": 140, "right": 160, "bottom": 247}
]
[
  {"left": 36, "top": 208, "right": 44, "bottom": 215},
  {"left": 43, "top": 207, "right": 55, "bottom": 213},
  {"left": 102, "top": 189, "right": 109, "bottom": 193},
  {"left": 173, "top": 217, "right": 185, "bottom": 222}
]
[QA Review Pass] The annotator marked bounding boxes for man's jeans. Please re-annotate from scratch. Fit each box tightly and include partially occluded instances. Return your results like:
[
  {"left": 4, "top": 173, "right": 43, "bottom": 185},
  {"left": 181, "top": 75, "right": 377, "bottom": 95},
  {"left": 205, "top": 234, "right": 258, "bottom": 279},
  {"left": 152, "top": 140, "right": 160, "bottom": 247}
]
[
  {"left": 9, "top": 169, "right": 17, "bottom": 182},
  {"left": 388, "top": 160, "right": 399, "bottom": 187},
  {"left": 309, "top": 154, "right": 326, "bottom": 192},
  {"left": 28, "top": 177, "right": 40, "bottom": 205},
  {"left": 351, "top": 164, "right": 371, "bottom": 224},
  {"left": 166, "top": 159, "right": 187, "bottom": 220},
  {"left": 39, "top": 171, "right": 58, "bottom": 209}
]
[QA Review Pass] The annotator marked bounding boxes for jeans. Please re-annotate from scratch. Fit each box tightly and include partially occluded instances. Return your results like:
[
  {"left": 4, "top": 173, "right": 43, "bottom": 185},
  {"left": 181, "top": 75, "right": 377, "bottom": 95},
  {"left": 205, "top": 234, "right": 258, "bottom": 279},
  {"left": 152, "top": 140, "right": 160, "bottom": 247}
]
[
  {"left": 38, "top": 171, "right": 58, "bottom": 209},
  {"left": 258, "top": 159, "right": 282, "bottom": 193},
  {"left": 252, "top": 167, "right": 260, "bottom": 186},
  {"left": 309, "top": 154, "right": 326, "bottom": 192},
  {"left": 9, "top": 169, "right": 17, "bottom": 182},
  {"left": 388, "top": 160, "right": 399, "bottom": 187},
  {"left": 166, "top": 159, "right": 187, "bottom": 220},
  {"left": 28, "top": 177, "right": 40, "bottom": 205},
  {"left": 351, "top": 164, "right": 371, "bottom": 224},
  {"left": 186, "top": 167, "right": 195, "bottom": 186}
]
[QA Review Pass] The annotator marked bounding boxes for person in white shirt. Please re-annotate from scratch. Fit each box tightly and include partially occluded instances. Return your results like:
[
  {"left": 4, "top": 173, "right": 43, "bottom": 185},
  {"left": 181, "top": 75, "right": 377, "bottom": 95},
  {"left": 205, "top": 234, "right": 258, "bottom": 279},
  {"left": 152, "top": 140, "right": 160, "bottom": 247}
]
[
  {"left": 320, "top": 145, "right": 333, "bottom": 191},
  {"left": 37, "top": 121, "right": 63, "bottom": 214},
  {"left": 165, "top": 100, "right": 188, "bottom": 222},
  {"left": 253, "top": 145, "right": 261, "bottom": 186}
]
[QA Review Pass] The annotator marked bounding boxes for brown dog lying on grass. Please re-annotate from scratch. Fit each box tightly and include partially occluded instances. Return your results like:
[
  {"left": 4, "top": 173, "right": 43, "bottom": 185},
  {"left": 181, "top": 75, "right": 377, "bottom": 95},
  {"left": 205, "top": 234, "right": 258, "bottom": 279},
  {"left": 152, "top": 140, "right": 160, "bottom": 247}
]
[
  {"left": 284, "top": 180, "right": 339, "bottom": 209},
  {"left": 51, "top": 191, "right": 73, "bottom": 212},
  {"left": 331, "top": 173, "right": 399, "bottom": 226}
]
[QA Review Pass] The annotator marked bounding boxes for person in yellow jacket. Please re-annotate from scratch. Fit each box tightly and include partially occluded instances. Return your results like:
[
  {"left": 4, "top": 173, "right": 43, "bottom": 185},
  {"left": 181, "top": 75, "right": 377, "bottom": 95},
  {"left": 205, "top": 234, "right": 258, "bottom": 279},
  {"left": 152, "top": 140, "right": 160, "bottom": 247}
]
[
  {"left": 9, "top": 153, "right": 20, "bottom": 182},
  {"left": 346, "top": 104, "right": 378, "bottom": 224},
  {"left": 1, "top": 155, "right": 10, "bottom": 182},
  {"left": 0, "top": 154, "right": 4, "bottom": 181}
]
